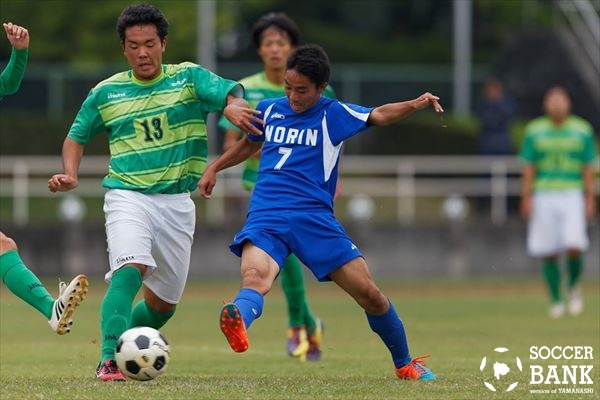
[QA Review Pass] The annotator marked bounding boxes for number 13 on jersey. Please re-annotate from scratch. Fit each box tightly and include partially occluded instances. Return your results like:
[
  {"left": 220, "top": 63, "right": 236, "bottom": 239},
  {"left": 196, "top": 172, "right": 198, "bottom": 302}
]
[{"left": 135, "top": 112, "right": 169, "bottom": 143}]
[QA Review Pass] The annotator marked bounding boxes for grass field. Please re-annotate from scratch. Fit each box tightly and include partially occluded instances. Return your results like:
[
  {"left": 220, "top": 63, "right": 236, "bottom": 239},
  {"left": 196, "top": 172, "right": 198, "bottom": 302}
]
[{"left": 1, "top": 279, "right": 598, "bottom": 400}]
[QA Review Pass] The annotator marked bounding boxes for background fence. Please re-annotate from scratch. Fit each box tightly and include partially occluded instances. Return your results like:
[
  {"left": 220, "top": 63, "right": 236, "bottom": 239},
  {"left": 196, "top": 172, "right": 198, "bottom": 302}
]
[{"left": 1, "top": 155, "right": 598, "bottom": 279}]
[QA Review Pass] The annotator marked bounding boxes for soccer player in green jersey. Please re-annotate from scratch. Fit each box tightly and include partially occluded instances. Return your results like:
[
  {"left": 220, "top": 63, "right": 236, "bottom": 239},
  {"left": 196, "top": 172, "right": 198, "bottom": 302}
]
[
  {"left": 1, "top": 22, "right": 89, "bottom": 336},
  {"left": 47, "top": 4, "right": 260, "bottom": 381},
  {"left": 520, "top": 86, "right": 598, "bottom": 318},
  {"left": 217, "top": 13, "right": 334, "bottom": 361}
]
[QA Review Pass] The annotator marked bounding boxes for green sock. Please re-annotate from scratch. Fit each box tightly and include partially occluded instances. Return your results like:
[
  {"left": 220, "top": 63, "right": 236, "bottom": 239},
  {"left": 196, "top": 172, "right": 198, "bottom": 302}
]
[
  {"left": 100, "top": 266, "right": 142, "bottom": 363},
  {"left": 542, "top": 259, "right": 561, "bottom": 303},
  {"left": 0, "top": 250, "right": 54, "bottom": 319},
  {"left": 281, "top": 254, "right": 316, "bottom": 331},
  {"left": 567, "top": 255, "right": 583, "bottom": 289},
  {"left": 130, "top": 300, "right": 175, "bottom": 330}
]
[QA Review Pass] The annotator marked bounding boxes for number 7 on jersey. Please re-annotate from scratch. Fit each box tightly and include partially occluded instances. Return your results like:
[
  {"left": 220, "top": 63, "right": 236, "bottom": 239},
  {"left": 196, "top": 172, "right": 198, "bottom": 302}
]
[{"left": 274, "top": 147, "right": 292, "bottom": 170}]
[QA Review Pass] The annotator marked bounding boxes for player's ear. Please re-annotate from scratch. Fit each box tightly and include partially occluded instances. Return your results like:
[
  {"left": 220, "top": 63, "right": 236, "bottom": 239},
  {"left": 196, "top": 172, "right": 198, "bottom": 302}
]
[
  {"left": 317, "top": 82, "right": 328, "bottom": 94},
  {"left": 161, "top": 36, "right": 168, "bottom": 52}
]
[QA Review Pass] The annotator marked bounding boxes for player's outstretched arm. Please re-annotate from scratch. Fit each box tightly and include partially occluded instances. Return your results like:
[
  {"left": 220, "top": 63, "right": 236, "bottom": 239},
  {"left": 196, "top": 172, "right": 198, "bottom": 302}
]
[
  {"left": 368, "top": 92, "right": 443, "bottom": 126},
  {"left": 199, "top": 137, "right": 262, "bottom": 198},
  {"left": 48, "top": 137, "right": 84, "bottom": 192}
]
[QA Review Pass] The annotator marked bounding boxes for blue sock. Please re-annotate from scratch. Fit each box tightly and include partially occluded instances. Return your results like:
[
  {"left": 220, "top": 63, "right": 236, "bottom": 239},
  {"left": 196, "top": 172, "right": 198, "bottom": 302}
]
[
  {"left": 366, "top": 301, "right": 411, "bottom": 368},
  {"left": 234, "top": 288, "right": 264, "bottom": 328}
]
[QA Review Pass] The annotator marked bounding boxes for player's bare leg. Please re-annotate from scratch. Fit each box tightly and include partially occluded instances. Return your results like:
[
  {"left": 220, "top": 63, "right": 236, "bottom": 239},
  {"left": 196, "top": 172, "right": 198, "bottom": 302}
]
[
  {"left": 330, "top": 258, "right": 436, "bottom": 381},
  {"left": 220, "top": 243, "right": 279, "bottom": 352}
]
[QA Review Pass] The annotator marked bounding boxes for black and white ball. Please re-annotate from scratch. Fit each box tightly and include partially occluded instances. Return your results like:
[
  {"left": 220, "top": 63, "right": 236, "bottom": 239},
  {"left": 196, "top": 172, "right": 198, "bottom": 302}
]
[{"left": 115, "top": 327, "right": 170, "bottom": 381}]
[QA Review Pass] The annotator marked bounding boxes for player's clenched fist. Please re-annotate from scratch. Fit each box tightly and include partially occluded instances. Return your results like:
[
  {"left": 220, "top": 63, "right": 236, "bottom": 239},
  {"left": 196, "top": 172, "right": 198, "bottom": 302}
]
[
  {"left": 3, "top": 22, "right": 29, "bottom": 50},
  {"left": 48, "top": 174, "right": 78, "bottom": 192},
  {"left": 198, "top": 167, "right": 217, "bottom": 198}
]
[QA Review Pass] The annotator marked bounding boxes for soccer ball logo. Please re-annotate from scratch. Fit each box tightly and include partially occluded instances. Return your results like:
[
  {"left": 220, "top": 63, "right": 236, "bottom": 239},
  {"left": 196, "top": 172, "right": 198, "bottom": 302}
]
[
  {"left": 480, "top": 347, "right": 522, "bottom": 392},
  {"left": 115, "top": 327, "right": 171, "bottom": 381}
]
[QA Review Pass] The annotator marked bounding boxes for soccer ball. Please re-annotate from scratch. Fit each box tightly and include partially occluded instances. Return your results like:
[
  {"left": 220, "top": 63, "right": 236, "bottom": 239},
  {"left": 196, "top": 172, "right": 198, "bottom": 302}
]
[{"left": 115, "top": 327, "right": 171, "bottom": 381}]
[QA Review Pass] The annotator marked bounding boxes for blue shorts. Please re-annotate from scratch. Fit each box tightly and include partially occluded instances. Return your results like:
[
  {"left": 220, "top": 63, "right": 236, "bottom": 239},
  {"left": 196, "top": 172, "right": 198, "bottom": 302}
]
[{"left": 229, "top": 211, "right": 363, "bottom": 281}]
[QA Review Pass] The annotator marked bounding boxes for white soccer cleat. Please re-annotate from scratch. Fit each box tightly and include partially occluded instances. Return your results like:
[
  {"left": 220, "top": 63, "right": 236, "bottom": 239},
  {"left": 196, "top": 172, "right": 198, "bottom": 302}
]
[
  {"left": 548, "top": 302, "right": 565, "bottom": 319},
  {"left": 48, "top": 274, "right": 89, "bottom": 335},
  {"left": 568, "top": 287, "right": 583, "bottom": 316}
]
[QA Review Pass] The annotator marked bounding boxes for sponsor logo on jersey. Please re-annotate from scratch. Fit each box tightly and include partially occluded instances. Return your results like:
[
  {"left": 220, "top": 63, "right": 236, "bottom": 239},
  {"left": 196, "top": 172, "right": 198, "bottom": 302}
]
[
  {"left": 116, "top": 255, "right": 135, "bottom": 265},
  {"left": 271, "top": 112, "right": 285, "bottom": 120},
  {"left": 170, "top": 78, "right": 187, "bottom": 87},
  {"left": 247, "top": 92, "right": 264, "bottom": 100},
  {"left": 107, "top": 92, "right": 126, "bottom": 100}
]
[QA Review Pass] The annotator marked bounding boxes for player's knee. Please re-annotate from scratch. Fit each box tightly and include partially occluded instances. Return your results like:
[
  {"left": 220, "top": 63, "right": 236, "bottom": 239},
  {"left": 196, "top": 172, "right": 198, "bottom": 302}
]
[
  {"left": 145, "top": 292, "right": 176, "bottom": 313},
  {"left": 241, "top": 267, "right": 273, "bottom": 294},
  {"left": 0, "top": 233, "right": 18, "bottom": 254},
  {"left": 566, "top": 248, "right": 582, "bottom": 258},
  {"left": 355, "top": 284, "right": 388, "bottom": 314}
]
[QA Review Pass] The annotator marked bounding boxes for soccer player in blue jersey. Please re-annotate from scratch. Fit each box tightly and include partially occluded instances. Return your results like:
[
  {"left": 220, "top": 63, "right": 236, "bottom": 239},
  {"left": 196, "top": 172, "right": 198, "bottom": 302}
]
[
  {"left": 218, "top": 12, "right": 334, "bottom": 361},
  {"left": 199, "top": 44, "right": 443, "bottom": 380}
]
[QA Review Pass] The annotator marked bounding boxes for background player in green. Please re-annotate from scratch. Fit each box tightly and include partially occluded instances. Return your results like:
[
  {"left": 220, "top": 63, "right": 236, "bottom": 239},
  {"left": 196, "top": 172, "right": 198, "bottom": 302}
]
[
  {"left": 218, "top": 12, "right": 334, "bottom": 361},
  {"left": 1, "top": 21, "right": 89, "bottom": 336},
  {"left": 520, "top": 86, "right": 598, "bottom": 319},
  {"left": 47, "top": 4, "right": 260, "bottom": 381}
]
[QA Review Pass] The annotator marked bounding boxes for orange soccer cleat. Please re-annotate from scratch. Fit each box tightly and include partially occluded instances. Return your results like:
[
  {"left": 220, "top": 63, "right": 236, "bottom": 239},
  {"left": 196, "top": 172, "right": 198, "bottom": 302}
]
[
  {"left": 219, "top": 302, "right": 249, "bottom": 353},
  {"left": 395, "top": 354, "right": 437, "bottom": 381}
]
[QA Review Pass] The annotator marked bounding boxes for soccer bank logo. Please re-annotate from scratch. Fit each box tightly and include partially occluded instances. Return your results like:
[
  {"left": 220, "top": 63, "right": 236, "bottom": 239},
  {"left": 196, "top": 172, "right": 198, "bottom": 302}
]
[
  {"left": 480, "top": 347, "right": 523, "bottom": 392},
  {"left": 478, "top": 345, "right": 595, "bottom": 395}
]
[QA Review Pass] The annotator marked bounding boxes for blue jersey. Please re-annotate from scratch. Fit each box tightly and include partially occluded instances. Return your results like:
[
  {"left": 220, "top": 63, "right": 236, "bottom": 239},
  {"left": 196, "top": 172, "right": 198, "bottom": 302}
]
[{"left": 247, "top": 96, "right": 373, "bottom": 212}]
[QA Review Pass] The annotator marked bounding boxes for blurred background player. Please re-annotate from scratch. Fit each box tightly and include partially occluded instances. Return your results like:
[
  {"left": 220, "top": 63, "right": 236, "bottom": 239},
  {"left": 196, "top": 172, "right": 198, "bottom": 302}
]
[
  {"left": 1, "top": 22, "right": 88, "bottom": 335},
  {"left": 474, "top": 77, "right": 515, "bottom": 213},
  {"left": 519, "top": 86, "right": 597, "bottom": 319},
  {"left": 200, "top": 44, "right": 443, "bottom": 381},
  {"left": 47, "top": 4, "right": 258, "bottom": 381},
  {"left": 217, "top": 12, "right": 335, "bottom": 361},
  {"left": 475, "top": 77, "right": 515, "bottom": 156}
]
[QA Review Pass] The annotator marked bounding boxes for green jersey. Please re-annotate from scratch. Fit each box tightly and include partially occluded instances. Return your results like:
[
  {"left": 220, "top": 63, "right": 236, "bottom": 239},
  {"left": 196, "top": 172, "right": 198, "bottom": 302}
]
[
  {"left": 218, "top": 71, "right": 336, "bottom": 190},
  {"left": 68, "top": 62, "right": 239, "bottom": 194},
  {"left": 0, "top": 47, "right": 28, "bottom": 100},
  {"left": 520, "top": 115, "right": 598, "bottom": 191}
]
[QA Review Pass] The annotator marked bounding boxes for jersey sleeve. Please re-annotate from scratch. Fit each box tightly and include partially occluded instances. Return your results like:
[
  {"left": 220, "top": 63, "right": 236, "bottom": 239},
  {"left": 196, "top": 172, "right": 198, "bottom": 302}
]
[
  {"left": 0, "top": 48, "right": 28, "bottom": 98},
  {"left": 67, "top": 89, "right": 106, "bottom": 144},
  {"left": 327, "top": 101, "right": 373, "bottom": 145},
  {"left": 519, "top": 130, "right": 536, "bottom": 164},
  {"left": 190, "top": 65, "right": 241, "bottom": 113},
  {"left": 582, "top": 129, "right": 598, "bottom": 163}
]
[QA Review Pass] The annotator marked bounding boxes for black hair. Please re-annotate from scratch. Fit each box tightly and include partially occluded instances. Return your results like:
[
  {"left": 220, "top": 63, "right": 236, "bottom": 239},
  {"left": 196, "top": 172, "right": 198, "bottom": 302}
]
[
  {"left": 251, "top": 12, "right": 300, "bottom": 49},
  {"left": 116, "top": 3, "right": 169, "bottom": 43},
  {"left": 286, "top": 44, "right": 330, "bottom": 87},
  {"left": 544, "top": 85, "right": 570, "bottom": 99}
]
